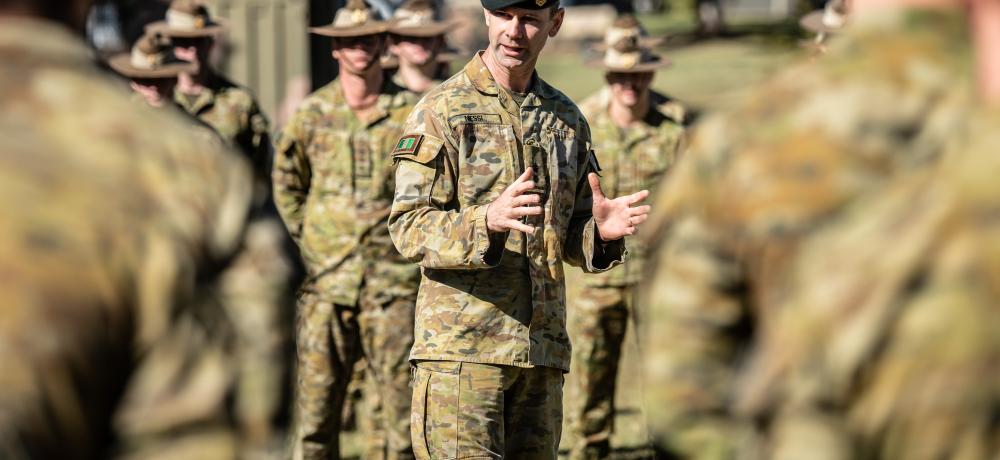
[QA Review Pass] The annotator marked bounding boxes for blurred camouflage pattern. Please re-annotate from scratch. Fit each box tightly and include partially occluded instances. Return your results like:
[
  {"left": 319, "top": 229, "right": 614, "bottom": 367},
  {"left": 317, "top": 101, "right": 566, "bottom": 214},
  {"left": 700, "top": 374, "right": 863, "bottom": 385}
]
[
  {"left": 0, "top": 16, "right": 255, "bottom": 460},
  {"left": 737, "top": 111, "right": 1000, "bottom": 459},
  {"left": 274, "top": 78, "right": 420, "bottom": 460},
  {"left": 639, "top": 8, "right": 974, "bottom": 458}
]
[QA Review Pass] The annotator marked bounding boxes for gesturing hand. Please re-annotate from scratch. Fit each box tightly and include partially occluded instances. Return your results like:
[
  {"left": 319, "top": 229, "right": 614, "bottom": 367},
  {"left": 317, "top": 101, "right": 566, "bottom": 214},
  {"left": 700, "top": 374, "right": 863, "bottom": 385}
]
[
  {"left": 589, "top": 173, "right": 651, "bottom": 241},
  {"left": 486, "top": 168, "right": 543, "bottom": 234}
]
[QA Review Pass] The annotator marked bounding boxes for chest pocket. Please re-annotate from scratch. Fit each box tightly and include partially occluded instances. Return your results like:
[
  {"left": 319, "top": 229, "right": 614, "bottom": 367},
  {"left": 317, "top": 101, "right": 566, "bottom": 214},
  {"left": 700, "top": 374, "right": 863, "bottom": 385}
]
[
  {"left": 543, "top": 126, "right": 580, "bottom": 228},
  {"left": 456, "top": 122, "right": 516, "bottom": 204}
]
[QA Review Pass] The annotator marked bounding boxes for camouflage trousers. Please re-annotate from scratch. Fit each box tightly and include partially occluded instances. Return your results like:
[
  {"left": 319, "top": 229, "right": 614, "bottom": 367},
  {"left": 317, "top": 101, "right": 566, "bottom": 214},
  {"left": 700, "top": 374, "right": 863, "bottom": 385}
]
[
  {"left": 411, "top": 361, "right": 564, "bottom": 460},
  {"left": 565, "top": 284, "right": 636, "bottom": 460},
  {"left": 290, "top": 287, "right": 416, "bottom": 460},
  {"left": 219, "top": 217, "right": 297, "bottom": 456}
]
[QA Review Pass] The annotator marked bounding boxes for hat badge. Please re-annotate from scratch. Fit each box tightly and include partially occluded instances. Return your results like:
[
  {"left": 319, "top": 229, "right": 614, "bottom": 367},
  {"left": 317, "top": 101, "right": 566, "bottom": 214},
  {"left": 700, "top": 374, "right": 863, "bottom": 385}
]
[{"left": 535, "top": 0, "right": 547, "bottom": 7}]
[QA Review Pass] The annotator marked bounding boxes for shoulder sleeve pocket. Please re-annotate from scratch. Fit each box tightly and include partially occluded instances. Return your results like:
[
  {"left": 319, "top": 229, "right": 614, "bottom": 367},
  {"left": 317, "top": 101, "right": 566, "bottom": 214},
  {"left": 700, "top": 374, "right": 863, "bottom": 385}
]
[{"left": 392, "top": 133, "right": 445, "bottom": 164}]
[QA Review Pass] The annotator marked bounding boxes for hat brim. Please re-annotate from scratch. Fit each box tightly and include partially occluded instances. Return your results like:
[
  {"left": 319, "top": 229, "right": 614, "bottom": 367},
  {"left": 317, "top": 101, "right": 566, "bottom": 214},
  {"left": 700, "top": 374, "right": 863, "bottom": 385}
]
[
  {"left": 145, "top": 19, "right": 226, "bottom": 38},
  {"left": 388, "top": 18, "right": 460, "bottom": 37},
  {"left": 591, "top": 36, "right": 665, "bottom": 52},
  {"left": 310, "top": 22, "right": 388, "bottom": 37},
  {"left": 586, "top": 55, "right": 671, "bottom": 73},
  {"left": 799, "top": 10, "right": 842, "bottom": 34},
  {"left": 109, "top": 54, "right": 197, "bottom": 78}
]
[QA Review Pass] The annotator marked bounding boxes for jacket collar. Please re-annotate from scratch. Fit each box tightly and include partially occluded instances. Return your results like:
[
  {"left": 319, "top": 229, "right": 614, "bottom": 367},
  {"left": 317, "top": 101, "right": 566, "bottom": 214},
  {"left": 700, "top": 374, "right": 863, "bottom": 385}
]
[{"left": 463, "top": 51, "right": 559, "bottom": 102}]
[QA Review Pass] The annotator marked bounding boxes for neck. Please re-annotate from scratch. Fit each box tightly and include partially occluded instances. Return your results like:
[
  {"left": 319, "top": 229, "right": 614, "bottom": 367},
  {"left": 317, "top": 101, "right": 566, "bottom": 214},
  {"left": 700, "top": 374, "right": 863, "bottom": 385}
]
[
  {"left": 608, "top": 92, "right": 650, "bottom": 128},
  {"left": 176, "top": 69, "right": 209, "bottom": 95},
  {"left": 340, "top": 64, "right": 384, "bottom": 111},
  {"left": 482, "top": 50, "right": 535, "bottom": 93},
  {"left": 398, "top": 59, "right": 438, "bottom": 93}
]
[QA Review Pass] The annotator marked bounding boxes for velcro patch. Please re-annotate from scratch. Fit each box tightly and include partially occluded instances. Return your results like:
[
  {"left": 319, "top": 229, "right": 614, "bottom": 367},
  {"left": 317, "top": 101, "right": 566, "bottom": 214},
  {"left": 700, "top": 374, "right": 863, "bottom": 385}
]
[
  {"left": 449, "top": 113, "right": 504, "bottom": 125},
  {"left": 393, "top": 134, "right": 423, "bottom": 156}
]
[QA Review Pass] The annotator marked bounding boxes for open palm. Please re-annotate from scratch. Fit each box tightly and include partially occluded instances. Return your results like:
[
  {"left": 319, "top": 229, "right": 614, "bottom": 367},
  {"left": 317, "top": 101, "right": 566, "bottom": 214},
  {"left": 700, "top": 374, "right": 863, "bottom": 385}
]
[{"left": 589, "top": 173, "right": 651, "bottom": 241}]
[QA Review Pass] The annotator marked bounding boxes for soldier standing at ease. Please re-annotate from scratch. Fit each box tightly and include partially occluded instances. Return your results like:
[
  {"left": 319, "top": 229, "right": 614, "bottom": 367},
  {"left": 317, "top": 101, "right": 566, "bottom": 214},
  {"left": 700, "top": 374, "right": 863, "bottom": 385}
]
[
  {"left": 638, "top": 0, "right": 981, "bottom": 456},
  {"left": 565, "top": 15, "right": 685, "bottom": 460},
  {"left": 388, "top": 0, "right": 651, "bottom": 457},
  {"left": 147, "top": 2, "right": 299, "bottom": 453},
  {"left": 0, "top": 0, "right": 261, "bottom": 457},
  {"left": 273, "top": 0, "right": 421, "bottom": 458},
  {"left": 386, "top": 0, "right": 458, "bottom": 94}
]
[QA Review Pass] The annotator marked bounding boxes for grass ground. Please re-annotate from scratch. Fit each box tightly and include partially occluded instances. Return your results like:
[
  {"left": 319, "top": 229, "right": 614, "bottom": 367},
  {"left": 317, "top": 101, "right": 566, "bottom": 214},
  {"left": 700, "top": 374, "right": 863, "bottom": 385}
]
[{"left": 339, "top": 8, "right": 803, "bottom": 458}]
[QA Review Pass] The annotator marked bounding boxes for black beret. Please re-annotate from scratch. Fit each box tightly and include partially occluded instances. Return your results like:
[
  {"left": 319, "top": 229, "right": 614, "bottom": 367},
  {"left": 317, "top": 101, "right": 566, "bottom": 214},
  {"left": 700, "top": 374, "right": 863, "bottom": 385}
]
[{"left": 482, "top": 0, "right": 559, "bottom": 10}]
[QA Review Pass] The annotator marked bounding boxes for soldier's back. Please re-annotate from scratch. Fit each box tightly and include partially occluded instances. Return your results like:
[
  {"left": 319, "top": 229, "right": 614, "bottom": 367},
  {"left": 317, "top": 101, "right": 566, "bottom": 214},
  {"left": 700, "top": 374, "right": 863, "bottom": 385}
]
[
  {"left": 736, "top": 111, "right": 1000, "bottom": 459},
  {"left": 0, "top": 17, "right": 251, "bottom": 459}
]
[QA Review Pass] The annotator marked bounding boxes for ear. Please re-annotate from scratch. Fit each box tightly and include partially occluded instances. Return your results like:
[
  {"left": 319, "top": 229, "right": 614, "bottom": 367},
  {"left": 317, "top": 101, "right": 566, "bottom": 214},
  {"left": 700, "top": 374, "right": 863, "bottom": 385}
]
[
  {"left": 548, "top": 7, "right": 564, "bottom": 37},
  {"left": 483, "top": 7, "right": 491, "bottom": 26}
]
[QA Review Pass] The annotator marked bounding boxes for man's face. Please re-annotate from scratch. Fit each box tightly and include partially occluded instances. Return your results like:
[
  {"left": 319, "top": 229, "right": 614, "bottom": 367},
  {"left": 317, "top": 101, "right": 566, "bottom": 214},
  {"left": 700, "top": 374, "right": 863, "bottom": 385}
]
[
  {"left": 130, "top": 78, "right": 177, "bottom": 107},
  {"left": 483, "top": 6, "right": 563, "bottom": 72},
  {"left": 606, "top": 71, "right": 654, "bottom": 107},
  {"left": 389, "top": 35, "right": 443, "bottom": 66},
  {"left": 332, "top": 34, "right": 385, "bottom": 74},
  {"left": 172, "top": 36, "right": 212, "bottom": 66}
]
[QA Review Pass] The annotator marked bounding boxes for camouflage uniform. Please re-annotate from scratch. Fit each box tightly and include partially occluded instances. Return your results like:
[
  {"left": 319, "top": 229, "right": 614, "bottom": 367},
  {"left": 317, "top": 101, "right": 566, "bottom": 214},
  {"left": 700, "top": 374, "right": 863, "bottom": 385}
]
[
  {"left": 0, "top": 17, "right": 254, "bottom": 460},
  {"left": 565, "top": 89, "right": 685, "bottom": 460},
  {"left": 175, "top": 71, "right": 297, "bottom": 452},
  {"left": 735, "top": 111, "right": 1000, "bottom": 460},
  {"left": 389, "top": 53, "right": 626, "bottom": 459},
  {"left": 274, "top": 78, "right": 421, "bottom": 460},
  {"left": 638, "top": 9, "right": 974, "bottom": 458}
]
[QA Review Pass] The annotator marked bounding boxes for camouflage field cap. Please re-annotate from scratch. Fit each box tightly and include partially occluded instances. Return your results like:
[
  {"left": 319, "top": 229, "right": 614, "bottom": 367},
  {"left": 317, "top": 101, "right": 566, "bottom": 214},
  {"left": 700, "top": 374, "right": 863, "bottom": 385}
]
[
  {"left": 146, "top": 0, "right": 226, "bottom": 38},
  {"left": 388, "top": 0, "right": 457, "bottom": 37},
  {"left": 311, "top": 0, "right": 388, "bottom": 38},
  {"left": 108, "top": 31, "right": 197, "bottom": 78},
  {"left": 587, "top": 15, "right": 669, "bottom": 73},
  {"left": 800, "top": 0, "right": 848, "bottom": 34}
]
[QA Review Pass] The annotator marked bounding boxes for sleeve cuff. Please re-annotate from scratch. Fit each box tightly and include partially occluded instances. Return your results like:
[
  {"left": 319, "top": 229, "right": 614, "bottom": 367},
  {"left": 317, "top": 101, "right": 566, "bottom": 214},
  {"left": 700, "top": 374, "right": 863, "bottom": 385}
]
[
  {"left": 472, "top": 204, "right": 506, "bottom": 268},
  {"left": 585, "top": 218, "right": 626, "bottom": 272}
]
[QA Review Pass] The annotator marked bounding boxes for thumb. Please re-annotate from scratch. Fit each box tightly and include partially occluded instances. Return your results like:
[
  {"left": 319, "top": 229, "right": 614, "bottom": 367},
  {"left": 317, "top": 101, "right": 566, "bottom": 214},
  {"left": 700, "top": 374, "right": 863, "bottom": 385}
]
[
  {"left": 588, "top": 173, "right": 605, "bottom": 201},
  {"left": 515, "top": 167, "right": 534, "bottom": 184}
]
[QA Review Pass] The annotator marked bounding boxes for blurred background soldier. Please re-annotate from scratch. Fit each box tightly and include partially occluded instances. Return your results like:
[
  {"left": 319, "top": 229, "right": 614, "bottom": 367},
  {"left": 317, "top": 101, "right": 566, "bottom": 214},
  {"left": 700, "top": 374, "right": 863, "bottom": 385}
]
[
  {"left": 273, "top": 0, "right": 421, "bottom": 458},
  {"left": 149, "top": 0, "right": 272, "bottom": 192},
  {"left": 0, "top": 0, "right": 265, "bottom": 458},
  {"left": 638, "top": 0, "right": 980, "bottom": 456},
  {"left": 385, "top": 0, "right": 458, "bottom": 94},
  {"left": 565, "top": 14, "right": 685, "bottom": 460},
  {"left": 145, "top": 3, "right": 300, "bottom": 454},
  {"left": 108, "top": 30, "right": 197, "bottom": 109},
  {"left": 799, "top": 0, "right": 849, "bottom": 55}
]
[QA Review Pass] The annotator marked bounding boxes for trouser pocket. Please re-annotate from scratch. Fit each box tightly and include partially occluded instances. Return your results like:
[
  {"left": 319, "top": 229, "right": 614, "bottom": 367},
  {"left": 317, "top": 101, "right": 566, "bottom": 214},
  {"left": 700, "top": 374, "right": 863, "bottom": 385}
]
[{"left": 411, "top": 361, "right": 461, "bottom": 460}]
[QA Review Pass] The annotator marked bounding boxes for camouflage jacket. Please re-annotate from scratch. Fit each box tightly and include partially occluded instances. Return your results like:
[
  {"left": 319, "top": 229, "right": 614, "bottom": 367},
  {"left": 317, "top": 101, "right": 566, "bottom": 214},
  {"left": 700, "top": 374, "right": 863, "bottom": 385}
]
[
  {"left": 274, "top": 78, "right": 421, "bottom": 305},
  {"left": 175, "top": 73, "right": 272, "bottom": 205},
  {"left": 736, "top": 112, "right": 1000, "bottom": 460},
  {"left": 0, "top": 18, "right": 252, "bottom": 459},
  {"left": 639, "top": 9, "right": 974, "bottom": 457},
  {"left": 389, "top": 53, "right": 626, "bottom": 371},
  {"left": 578, "top": 88, "right": 686, "bottom": 287}
]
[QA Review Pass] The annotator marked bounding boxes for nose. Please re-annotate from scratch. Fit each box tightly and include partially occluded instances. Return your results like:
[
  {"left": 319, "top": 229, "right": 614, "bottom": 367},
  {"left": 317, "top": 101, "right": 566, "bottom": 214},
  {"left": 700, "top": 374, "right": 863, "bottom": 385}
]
[{"left": 504, "top": 16, "right": 526, "bottom": 40}]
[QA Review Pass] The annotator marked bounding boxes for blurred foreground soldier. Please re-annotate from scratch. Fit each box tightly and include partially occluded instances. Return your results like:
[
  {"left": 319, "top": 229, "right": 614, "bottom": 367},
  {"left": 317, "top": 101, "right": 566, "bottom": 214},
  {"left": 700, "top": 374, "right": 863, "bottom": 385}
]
[
  {"left": 386, "top": 0, "right": 459, "bottom": 94},
  {"left": 565, "top": 15, "right": 685, "bottom": 460},
  {"left": 638, "top": 0, "right": 979, "bottom": 456},
  {"left": 0, "top": 0, "right": 256, "bottom": 458},
  {"left": 149, "top": 0, "right": 272, "bottom": 192},
  {"left": 143, "top": 6, "right": 299, "bottom": 452},
  {"left": 799, "top": 0, "right": 849, "bottom": 55},
  {"left": 735, "top": 113, "right": 1000, "bottom": 460},
  {"left": 273, "top": 0, "right": 420, "bottom": 458},
  {"left": 388, "top": 0, "right": 651, "bottom": 457}
]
